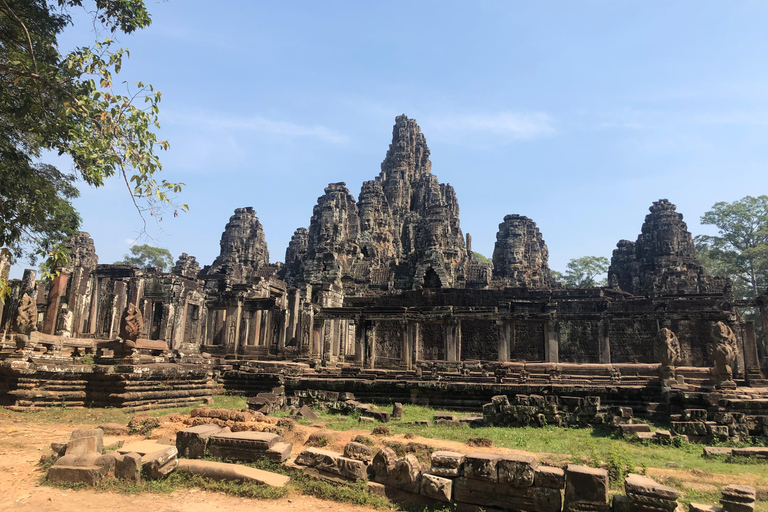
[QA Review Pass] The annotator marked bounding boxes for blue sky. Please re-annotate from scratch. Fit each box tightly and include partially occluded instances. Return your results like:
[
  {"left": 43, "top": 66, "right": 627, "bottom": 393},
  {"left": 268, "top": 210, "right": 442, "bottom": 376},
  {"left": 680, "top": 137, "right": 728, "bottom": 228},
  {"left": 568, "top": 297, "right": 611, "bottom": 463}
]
[{"left": 10, "top": 1, "right": 768, "bottom": 279}]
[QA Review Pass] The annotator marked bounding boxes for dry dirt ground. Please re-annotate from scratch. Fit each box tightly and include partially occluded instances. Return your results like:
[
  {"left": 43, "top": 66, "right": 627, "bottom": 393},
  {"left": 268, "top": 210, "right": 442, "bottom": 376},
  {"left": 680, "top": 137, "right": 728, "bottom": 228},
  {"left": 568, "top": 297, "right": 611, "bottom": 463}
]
[
  {"left": 2, "top": 412, "right": 767, "bottom": 512},
  {"left": 0, "top": 415, "right": 379, "bottom": 512}
]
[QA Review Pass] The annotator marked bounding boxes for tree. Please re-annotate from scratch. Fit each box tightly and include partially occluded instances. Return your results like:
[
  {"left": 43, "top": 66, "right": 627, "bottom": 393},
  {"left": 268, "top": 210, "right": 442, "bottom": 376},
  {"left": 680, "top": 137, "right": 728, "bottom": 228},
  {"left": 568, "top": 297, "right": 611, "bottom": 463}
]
[
  {"left": 0, "top": 0, "right": 186, "bottom": 268},
  {"left": 695, "top": 196, "right": 768, "bottom": 356},
  {"left": 118, "top": 244, "right": 173, "bottom": 272},
  {"left": 695, "top": 195, "right": 768, "bottom": 300},
  {"left": 474, "top": 252, "right": 491, "bottom": 264},
  {"left": 558, "top": 256, "right": 610, "bottom": 288}
]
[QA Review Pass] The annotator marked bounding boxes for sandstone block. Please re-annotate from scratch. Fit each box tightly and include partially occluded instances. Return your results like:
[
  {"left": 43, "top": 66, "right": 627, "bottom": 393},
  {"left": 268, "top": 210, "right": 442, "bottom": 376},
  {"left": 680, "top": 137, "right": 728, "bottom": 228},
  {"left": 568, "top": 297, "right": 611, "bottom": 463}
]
[
  {"left": 143, "top": 446, "right": 178, "bottom": 479},
  {"left": 66, "top": 428, "right": 103, "bottom": 456},
  {"left": 208, "top": 431, "right": 281, "bottom": 461},
  {"left": 176, "top": 424, "right": 223, "bottom": 459},
  {"left": 564, "top": 464, "right": 609, "bottom": 512},
  {"left": 47, "top": 464, "right": 108, "bottom": 486},
  {"left": 464, "top": 452, "right": 501, "bottom": 482},
  {"left": 177, "top": 459, "right": 290, "bottom": 487},
  {"left": 535, "top": 465, "right": 565, "bottom": 489},
  {"left": 453, "top": 476, "right": 562, "bottom": 512},
  {"left": 421, "top": 473, "right": 453, "bottom": 502},
  {"left": 690, "top": 504, "right": 723, "bottom": 512},
  {"left": 389, "top": 454, "right": 421, "bottom": 492},
  {"left": 115, "top": 452, "right": 142, "bottom": 481},
  {"left": 372, "top": 447, "right": 397, "bottom": 480},
  {"left": 393, "top": 403, "right": 403, "bottom": 419},
  {"left": 344, "top": 441, "right": 374, "bottom": 463},
  {"left": 498, "top": 453, "right": 537, "bottom": 487},
  {"left": 627, "top": 493, "right": 679, "bottom": 512},
  {"left": 620, "top": 424, "right": 651, "bottom": 435},
  {"left": 625, "top": 473, "right": 680, "bottom": 500},
  {"left": 267, "top": 442, "right": 292, "bottom": 462},
  {"left": 614, "top": 495, "right": 631, "bottom": 512}
]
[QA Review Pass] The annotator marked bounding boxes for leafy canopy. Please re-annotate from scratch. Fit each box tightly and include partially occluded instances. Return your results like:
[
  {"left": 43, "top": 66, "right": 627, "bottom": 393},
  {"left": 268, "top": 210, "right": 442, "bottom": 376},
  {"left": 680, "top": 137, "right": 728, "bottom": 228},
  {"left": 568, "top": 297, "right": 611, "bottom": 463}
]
[
  {"left": 695, "top": 195, "right": 768, "bottom": 300},
  {"left": 556, "top": 256, "right": 610, "bottom": 288},
  {"left": 0, "top": 0, "right": 186, "bottom": 266},
  {"left": 118, "top": 244, "right": 173, "bottom": 272}
]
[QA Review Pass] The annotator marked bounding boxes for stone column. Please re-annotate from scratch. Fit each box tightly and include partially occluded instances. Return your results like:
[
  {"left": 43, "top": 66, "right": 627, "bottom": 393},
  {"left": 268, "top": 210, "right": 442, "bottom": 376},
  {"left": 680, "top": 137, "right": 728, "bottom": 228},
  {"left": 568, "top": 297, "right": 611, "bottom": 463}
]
[
  {"left": 87, "top": 277, "right": 100, "bottom": 335},
  {"left": 445, "top": 318, "right": 460, "bottom": 362},
  {"left": 743, "top": 322, "right": 764, "bottom": 381},
  {"left": 43, "top": 272, "right": 69, "bottom": 334},
  {"left": 498, "top": 320, "right": 510, "bottom": 362},
  {"left": 232, "top": 302, "right": 243, "bottom": 354},
  {"left": 598, "top": 319, "right": 611, "bottom": 364},
  {"left": 277, "top": 309, "right": 288, "bottom": 354},
  {"left": 354, "top": 320, "right": 364, "bottom": 366},
  {"left": 262, "top": 310, "right": 272, "bottom": 348},
  {"left": 758, "top": 295, "right": 768, "bottom": 360},
  {"left": 323, "top": 319, "right": 333, "bottom": 361},
  {"left": 365, "top": 322, "right": 376, "bottom": 369},
  {"left": 401, "top": 320, "right": 411, "bottom": 369},
  {"left": 545, "top": 320, "right": 559, "bottom": 363},
  {"left": 250, "top": 310, "right": 262, "bottom": 346},
  {"left": 0, "top": 250, "right": 10, "bottom": 330}
]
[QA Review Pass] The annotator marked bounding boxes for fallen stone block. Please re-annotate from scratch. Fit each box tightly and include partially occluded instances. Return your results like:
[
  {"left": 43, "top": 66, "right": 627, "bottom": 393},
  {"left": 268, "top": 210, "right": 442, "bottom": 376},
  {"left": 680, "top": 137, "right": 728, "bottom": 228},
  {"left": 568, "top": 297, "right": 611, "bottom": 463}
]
[
  {"left": 115, "top": 452, "right": 142, "bottom": 481},
  {"left": 51, "top": 442, "right": 67, "bottom": 457},
  {"left": 434, "top": 419, "right": 462, "bottom": 427},
  {"left": 393, "top": 403, "right": 403, "bottom": 419},
  {"left": 295, "top": 447, "right": 366, "bottom": 480},
  {"left": 421, "top": 473, "right": 452, "bottom": 502},
  {"left": 142, "top": 446, "right": 179, "bottom": 479},
  {"left": 625, "top": 473, "right": 680, "bottom": 501},
  {"left": 266, "top": 442, "right": 292, "bottom": 463},
  {"left": 614, "top": 494, "right": 631, "bottom": 512},
  {"left": 47, "top": 451, "right": 111, "bottom": 486},
  {"left": 498, "top": 453, "right": 537, "bottom": 487},
  {"left": 430, "top": 450, "right": 465, "bottom": 478},
  {"left": 690, "top": 504, "right": 723, "bottom": 512},
  {"left": 208, "top": 431, "right": 282, "bottom": 461},
  {"left": 415, "top": 420, "right": 431, "bottom": 426},
  {"left": 434, "top": 413, "right": 458, "bottom": 421},
  {"left": 564, "top": 464, "right": 609, "bottom": 512},
  {"left": 464, "top": 452, "right": 501, "bottom": 482},
  {"left": 620, "top": 424, "right": 651, "bottom": 435},
  {"left": 636, "top": 432, "right": 655, "bottom": 441},
  {"left": 721, "top": 485, "right": 756, "bottom": 512},
  {"left": 177, "top": 459, "right": 289, "bottom": 487},
  {"left": 372, "top": 447, "right": 397, "bottom": 481},
  {"left": 176, "top": 424, "right": 223, "bottom": 459},
  {"left": 363, "top": 410, "right": 391, "bottom": 423},
  {"left": 99, "top": 423, "right": 130, "bottom": 436},
  {"left": 453, "top": 476, "right": 562, "bottom": 512},
  {"left": 535, "top": 466, "right": 565, "bottom": 489},
  {"left": 731, "top": 448, "right": 768, "bottom": 459},
  {"left": 344, "top": 441, "right": 373, "bottom": 463},
  {"left": 66, "top": 428, "right": 104, "bottom": 456},
  {"left": 297, "top": 405, "right": 320, "bottom": 420},
  {"left": 389, "top": 453, "right": 421, "bottom": 492},
  {"left": 360, "top": 417, "right": 375, "bottom": 424}
]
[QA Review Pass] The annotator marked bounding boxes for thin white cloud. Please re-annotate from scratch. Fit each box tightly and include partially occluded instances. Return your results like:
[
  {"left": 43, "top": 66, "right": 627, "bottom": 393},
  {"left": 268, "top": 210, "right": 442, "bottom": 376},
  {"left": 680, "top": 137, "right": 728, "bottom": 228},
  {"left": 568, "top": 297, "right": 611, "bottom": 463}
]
[
  {"left": 165, "top": 110, "right": 349, "bottom": 144},
  {"left": 423, "top": 111, "right": 556, "bottom": 143}
]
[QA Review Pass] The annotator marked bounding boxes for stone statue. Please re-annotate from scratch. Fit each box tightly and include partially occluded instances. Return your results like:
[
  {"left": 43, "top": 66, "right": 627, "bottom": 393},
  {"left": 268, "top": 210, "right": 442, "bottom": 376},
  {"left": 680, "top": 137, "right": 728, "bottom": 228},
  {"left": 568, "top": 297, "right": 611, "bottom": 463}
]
[
  {"left": 55, "top": 304, "right": 73, "bottom": 337},
  {"left": 119, "top": 303, "right": 143, "bottom": 342},
  {"left": 12, "top": 293, "right": 37, "bottom": 336},
  {"left": 655, "top": 328, "right": 681, "bottom": 386},
  {"left": 709, "top": 321, "right": 738, "bottom": 388},
  {"left": 655, "top": 328, "right": 681, "bottom": 367}
]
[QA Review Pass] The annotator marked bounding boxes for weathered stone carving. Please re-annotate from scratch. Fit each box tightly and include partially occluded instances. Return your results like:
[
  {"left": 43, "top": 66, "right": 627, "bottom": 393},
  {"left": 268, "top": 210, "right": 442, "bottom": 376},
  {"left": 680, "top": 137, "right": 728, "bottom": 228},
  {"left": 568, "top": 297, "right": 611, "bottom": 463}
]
[
  {"left": 119, "top": 303, "right": 143, "bottom": 342},
  {"left": 13, "top": 293, "right": 37, "bottom": 335},
  {"left": 709, "top": 321, "right": 738, "bottom": 388},
  {"left": 280, "top": 228, "right": 308, "bottom": 285},
  {"left": 56, "top": 304, "right": 73, "bottom": 337},
  {"left": 492, "top": 214, "right": 554, "bottom": 289},
  {"left": 63, "top": 232, "right": 98, "bottom": 269},
  {"left": 172, "top": 253, "right": 200, "bottom": 279},
  {"left": 655, "top": 328, "right": 681, "bottom": 367},
  {"left": 608, "top": 199, "right": 730, "bottom": 297},
  {"left": 206, "top": 207, "right": 269, "bottom": 283}
]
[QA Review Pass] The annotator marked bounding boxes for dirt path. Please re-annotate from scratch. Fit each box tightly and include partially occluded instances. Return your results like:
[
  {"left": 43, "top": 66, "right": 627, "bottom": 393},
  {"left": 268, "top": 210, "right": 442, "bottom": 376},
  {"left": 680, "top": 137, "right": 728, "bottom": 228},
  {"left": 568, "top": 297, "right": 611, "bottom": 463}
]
[{"left": 0, "top": 417, "right": 379, "bottom": 512}]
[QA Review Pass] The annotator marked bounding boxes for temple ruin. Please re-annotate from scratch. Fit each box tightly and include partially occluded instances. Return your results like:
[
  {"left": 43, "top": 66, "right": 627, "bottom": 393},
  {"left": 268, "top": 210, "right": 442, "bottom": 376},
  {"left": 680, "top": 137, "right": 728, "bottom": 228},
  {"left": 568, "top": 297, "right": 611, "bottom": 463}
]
[{"left": 1, "top": 115, "right": 767, "bottom": 434}]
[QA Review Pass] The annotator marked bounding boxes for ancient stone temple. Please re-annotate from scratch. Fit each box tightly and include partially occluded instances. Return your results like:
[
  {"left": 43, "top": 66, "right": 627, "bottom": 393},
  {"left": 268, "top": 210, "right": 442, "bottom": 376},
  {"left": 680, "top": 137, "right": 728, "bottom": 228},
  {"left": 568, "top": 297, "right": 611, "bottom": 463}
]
[{"left": 1, "top": 115, "right": 766, "bottom": 415}]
